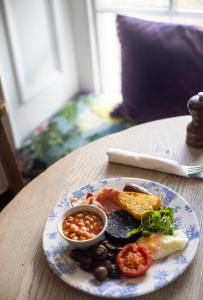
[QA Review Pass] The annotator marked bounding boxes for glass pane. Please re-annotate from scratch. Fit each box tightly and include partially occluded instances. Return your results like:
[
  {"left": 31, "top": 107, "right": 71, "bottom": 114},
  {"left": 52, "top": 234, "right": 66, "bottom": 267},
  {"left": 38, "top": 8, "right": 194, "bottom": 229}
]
[
  {"left": 172, "top": 16, "right": 203, "bottom": 25},
  {"left": 96, "top": 13, "right": 121, "bottom": 94},
  {"left": 96, "top": 13, "right": 171, "bottom": 94},
  {"left": 96, "top": 0, "right": 169, "bottom": 10},
  {"left": 177, "top": 0, "right": 203, "bottom": 11}
]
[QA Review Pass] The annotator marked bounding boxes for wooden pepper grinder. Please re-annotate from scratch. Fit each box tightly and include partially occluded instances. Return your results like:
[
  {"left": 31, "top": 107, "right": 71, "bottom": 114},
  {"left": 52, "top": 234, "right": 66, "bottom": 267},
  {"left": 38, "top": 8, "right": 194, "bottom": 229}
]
[{"left": 186, "top": 92, "right": 203, "bottom": 148}]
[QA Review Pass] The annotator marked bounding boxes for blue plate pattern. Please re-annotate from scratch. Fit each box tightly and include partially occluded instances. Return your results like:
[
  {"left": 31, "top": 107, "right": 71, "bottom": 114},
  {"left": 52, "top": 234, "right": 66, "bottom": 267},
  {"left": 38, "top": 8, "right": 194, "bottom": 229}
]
[{"left": 43, "top": 177, "right": 200, "bottom": 298}]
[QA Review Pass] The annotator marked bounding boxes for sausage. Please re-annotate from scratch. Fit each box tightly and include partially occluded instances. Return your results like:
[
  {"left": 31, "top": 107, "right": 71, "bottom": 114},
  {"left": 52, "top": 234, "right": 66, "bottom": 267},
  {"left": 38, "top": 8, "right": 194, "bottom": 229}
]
[{"left": 123, "top": 184, "right": 152, "bottom": 195}]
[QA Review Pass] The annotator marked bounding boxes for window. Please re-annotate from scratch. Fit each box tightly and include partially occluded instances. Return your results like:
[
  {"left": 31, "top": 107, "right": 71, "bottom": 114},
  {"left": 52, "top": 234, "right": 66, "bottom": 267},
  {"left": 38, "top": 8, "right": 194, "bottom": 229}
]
[{"left": 93, "top": 0, "right": 203, "bottom": 94}]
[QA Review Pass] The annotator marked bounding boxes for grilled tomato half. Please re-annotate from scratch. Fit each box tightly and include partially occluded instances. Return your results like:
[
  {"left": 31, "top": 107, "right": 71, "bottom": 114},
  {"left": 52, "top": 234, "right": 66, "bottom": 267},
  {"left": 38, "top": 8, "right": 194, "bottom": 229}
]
[{"left": 116, "top": 243, "right": 152, "bottom": 277}]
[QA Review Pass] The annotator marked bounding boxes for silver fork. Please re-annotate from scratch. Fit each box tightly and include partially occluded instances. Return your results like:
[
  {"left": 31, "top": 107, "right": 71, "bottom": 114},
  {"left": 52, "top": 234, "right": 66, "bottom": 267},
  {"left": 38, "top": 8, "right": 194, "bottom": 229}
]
[{"left": 182, "top": 165, "right": 203, "bottom": 178}]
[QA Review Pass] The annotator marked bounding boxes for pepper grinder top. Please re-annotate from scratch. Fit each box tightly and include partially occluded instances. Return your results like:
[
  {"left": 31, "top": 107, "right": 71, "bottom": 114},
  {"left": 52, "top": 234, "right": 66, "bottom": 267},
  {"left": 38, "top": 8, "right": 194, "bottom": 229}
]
[{"left": 186, "top": 92, "right": 203, "bottom": 148}]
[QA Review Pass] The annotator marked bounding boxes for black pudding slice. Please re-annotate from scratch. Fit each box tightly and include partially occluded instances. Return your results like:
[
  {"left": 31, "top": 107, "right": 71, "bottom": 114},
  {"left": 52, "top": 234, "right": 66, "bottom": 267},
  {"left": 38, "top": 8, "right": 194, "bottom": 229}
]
[{"left": 105, "top": 210, "right": 141, "bottom": 245}]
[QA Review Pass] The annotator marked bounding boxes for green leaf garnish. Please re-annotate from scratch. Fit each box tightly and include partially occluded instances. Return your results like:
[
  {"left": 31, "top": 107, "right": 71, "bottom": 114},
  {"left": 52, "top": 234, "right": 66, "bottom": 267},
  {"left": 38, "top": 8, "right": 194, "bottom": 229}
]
[
  {"left": 127, "top": 207, "right": 176, "bottom": 238},
  {"left": 127, "top": 226, "right": 142, "bottom": 237},
  {"left": 142, "top": 230, "right": 151, "bottom": 237}
]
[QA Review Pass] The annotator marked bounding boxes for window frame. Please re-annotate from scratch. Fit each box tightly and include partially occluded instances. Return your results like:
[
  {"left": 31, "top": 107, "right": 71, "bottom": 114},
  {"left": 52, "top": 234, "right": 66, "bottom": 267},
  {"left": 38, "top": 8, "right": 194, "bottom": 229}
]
[{"left": 95, "top": 0, "right": 203, "bottom": 19}]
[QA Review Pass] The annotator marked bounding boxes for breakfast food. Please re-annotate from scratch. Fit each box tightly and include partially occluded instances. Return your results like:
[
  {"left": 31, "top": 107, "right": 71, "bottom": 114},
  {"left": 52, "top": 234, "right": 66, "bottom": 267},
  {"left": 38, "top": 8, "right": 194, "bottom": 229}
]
[
  {"left": 63, "top": 211, "right": 103, "bottom": 240},
  {"left": 65, "top": 183, "right": 188, "bottom": 281},
  {"left": 127, "top": 207, "right": 176, "bottom": 237},
  {"left": 71, "top": 187, "right": 121, "bottom": 214},
  {"left": 116, "top": 243, "right": 152, "bottom": 277},
  {"left": 117, "top": 191, "right": 163, "bottom": 220},
  {"left": 95, "top": 187, "right": 121, "bottom": 214},
  {"left": 137, "top": 230, "right": 188, "bottom": 260},
  {"left": 105, "top": 210, "right": 141, "bottom": 244},
  {"left": 70, "top": 239, "right": 121, "bottom": 281},
  {"left": 123, "top": 183, "right": 152, "bottom": 195}
]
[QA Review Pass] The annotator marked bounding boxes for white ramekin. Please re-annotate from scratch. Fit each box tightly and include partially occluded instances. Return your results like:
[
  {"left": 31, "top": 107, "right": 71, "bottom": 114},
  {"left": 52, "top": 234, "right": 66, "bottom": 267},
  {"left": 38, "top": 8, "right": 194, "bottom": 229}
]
[{"left": 58, "top": 204, "right": 108, "bottom": 249}]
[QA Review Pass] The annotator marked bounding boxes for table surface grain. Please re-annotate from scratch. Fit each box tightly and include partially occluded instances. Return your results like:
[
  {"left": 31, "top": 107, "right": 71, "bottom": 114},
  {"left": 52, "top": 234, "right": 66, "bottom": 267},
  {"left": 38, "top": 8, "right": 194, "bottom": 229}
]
[{"left": 0, "top": 116, "right": 203, "bottom": 300}]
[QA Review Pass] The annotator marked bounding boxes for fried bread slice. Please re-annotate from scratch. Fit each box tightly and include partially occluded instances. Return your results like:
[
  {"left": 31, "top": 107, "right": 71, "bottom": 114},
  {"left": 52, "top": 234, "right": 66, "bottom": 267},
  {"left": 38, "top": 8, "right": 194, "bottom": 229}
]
[{"left": 117, "top": 192, "right": 163, "bottom": 220}]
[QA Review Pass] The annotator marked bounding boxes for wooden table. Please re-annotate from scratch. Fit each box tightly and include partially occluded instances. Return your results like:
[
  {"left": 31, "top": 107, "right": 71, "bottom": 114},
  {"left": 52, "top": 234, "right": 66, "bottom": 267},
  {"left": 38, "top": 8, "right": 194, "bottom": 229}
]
[{"left": 0, "top": 116, "right": 203, "bottom": 300}]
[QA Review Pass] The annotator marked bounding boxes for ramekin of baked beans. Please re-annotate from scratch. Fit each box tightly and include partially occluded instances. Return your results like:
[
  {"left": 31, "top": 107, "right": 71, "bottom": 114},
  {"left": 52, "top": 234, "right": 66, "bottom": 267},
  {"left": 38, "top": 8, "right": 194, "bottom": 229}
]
[{"left": 58, "top": 205, "right": 108, "bottom": 248}]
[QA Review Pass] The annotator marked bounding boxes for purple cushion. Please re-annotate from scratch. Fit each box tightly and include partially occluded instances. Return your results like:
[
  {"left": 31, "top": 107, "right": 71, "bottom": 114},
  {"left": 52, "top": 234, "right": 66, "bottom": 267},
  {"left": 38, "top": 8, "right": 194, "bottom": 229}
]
[{"left": 112, "top": 15, "right": 203, "bottom": 123}]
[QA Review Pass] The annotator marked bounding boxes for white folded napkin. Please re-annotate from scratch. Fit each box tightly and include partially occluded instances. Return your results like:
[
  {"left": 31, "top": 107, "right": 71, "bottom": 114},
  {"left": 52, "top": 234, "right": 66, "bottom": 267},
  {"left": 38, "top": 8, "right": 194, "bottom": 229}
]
[{"left": 107, "top": 148, "right": 188, "bottom": 177}]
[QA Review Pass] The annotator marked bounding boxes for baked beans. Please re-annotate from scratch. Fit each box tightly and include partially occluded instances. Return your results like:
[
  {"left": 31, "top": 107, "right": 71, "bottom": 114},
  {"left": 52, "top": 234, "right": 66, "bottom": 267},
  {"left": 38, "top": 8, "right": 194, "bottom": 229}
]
[{"left": 63, "top": 211, "right": 103, "bottom": 240}]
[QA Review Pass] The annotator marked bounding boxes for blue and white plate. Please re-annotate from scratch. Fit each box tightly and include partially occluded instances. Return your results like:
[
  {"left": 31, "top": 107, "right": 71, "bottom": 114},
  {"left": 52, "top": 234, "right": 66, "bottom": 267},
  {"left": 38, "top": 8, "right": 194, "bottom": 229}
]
[{"left": 43, "top": 177, "right": 200, "bottom": 298}]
